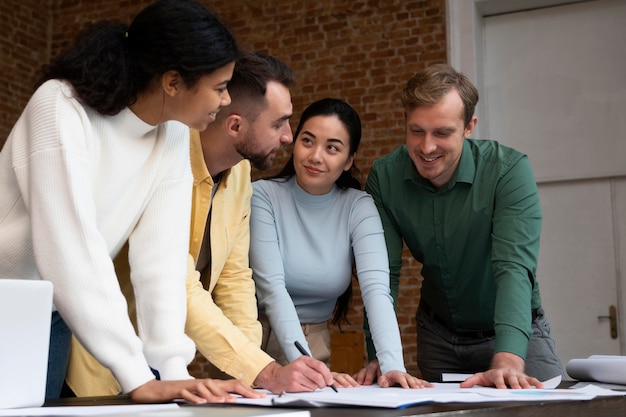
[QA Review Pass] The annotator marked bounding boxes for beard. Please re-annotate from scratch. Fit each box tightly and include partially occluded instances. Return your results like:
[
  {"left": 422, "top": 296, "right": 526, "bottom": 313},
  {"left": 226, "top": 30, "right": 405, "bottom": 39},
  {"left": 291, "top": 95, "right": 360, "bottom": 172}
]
[{"left": 235, "top": 140, "right": 275, "bottom": 171}]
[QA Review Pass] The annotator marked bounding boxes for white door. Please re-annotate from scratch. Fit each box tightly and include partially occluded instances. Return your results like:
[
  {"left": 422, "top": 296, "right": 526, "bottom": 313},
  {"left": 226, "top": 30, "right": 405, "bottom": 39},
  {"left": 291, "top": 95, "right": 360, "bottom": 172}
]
[
  {"left": 536, "top": 179, "right": 621, "bottom": 365},
  {"left": 447, "top": 0, "right": 626, "bottom": 372}
]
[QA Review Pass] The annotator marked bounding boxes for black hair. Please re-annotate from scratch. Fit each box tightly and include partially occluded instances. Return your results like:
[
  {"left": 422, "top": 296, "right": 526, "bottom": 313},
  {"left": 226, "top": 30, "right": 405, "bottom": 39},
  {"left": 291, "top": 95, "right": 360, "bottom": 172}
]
[
  {"left": 219, "top": 50, "right": 296, "bottom": 122},
  {"left": 268, "top": 98, "right": 363, "bottom": 191},
  {"left": 36, "top": 0, "right": 238, "bottom": 115}
]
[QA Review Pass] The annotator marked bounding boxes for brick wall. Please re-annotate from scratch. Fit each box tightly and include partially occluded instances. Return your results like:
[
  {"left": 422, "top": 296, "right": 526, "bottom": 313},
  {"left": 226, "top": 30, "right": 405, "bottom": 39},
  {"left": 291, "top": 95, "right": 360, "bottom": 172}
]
[
  {"left": 0, "top": 0, "right": 446, "bottom": 378},
  {"left": 0, "top": 0, "right": 49, "bottom": 145}
]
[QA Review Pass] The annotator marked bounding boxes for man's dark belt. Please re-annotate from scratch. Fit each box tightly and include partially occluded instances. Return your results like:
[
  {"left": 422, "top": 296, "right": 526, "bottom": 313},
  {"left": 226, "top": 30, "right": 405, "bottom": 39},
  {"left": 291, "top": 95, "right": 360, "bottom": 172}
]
[{"left": 419, "top": 301, "right": 541, "bottom": 339}]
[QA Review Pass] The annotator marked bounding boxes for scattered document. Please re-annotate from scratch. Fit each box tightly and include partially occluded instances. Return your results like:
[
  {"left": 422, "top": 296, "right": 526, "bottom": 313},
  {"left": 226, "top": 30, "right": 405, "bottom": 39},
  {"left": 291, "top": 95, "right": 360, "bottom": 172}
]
[
  {"left": 570, "top": 381, "right": 626, "bottom": 391},
  {"left": 537, "top": 375, "right": 562, "bottom": 389},
  {"left": 442, "top": 373, "right": 472, "bottom": 382},
  {"left": 0, "top": 403, "right": 310, "bottom": 417},
  {"left": 567, "top": 355, "right": 626, "bottom": 385},
  {"left": 234, "top": 379, "right": 625, "bottom": 409},
  {"left": 442, "top": 374, "right": 561, "bottom": 389},
  {"left": 0, "top": 403, "right": 180, "bottom": 416}
]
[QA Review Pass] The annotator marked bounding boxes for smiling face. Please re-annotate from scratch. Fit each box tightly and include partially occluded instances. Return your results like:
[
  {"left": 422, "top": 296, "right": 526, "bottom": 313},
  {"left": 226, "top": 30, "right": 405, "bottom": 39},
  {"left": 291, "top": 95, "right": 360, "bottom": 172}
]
[
  {"left": 173, "top": 61, "right": 235, "bottom": 131},
  {"left": 405, "top": 89, "right": 477, "bottom": 189},
  {"left": 293, "top": 115, "right": 354, "bottom": 195},
  {"left": 235, "top": 81, "right": 293, "bottom": 170}
]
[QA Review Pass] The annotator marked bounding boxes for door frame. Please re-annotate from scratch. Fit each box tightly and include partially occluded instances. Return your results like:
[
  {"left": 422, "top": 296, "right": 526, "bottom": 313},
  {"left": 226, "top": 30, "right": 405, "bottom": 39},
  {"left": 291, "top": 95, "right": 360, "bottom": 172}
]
[{"left": 445, "top": 0, "right": 589, "bottom": 139}]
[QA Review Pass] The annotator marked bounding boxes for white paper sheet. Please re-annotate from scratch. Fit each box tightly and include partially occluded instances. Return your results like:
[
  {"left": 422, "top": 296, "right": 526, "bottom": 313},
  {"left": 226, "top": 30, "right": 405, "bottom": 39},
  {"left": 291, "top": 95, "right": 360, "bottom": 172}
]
[
  {"left": 439, "top": 375, "right": 561, "bottom": 389},
  {"left": 570, "top": 381, "right": 626, "bottom": 390},
  {"left": 441, "top": 373, "right": 472, "bottom": 382},
  {"left": 0, "top": 403, "right": 179, "bottom": 416},
  {"left": 234, "top": 379, "right": 624, "bottom": 409}
]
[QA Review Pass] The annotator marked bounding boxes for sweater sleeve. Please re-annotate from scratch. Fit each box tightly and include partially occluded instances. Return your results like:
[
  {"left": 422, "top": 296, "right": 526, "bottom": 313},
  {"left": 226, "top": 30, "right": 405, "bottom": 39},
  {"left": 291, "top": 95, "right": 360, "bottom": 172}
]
[
  {"left": 364, "top": 161, "right": 404, "bottom": 361},
  {"left": 249, "top": 182, "right": 309, "bottom": 363},
  {"left": 351, "top": 193, "right": 406, "bottom": 374},
  {"left": 126, "top": 130, "right": 195, "bottom": 383}
]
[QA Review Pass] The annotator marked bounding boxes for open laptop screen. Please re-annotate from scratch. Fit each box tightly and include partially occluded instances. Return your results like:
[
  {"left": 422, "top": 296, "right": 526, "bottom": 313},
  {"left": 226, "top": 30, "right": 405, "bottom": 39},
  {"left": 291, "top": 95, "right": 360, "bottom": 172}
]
[{"left": 0, "top": 279, "right": 52, "bottom": 409}]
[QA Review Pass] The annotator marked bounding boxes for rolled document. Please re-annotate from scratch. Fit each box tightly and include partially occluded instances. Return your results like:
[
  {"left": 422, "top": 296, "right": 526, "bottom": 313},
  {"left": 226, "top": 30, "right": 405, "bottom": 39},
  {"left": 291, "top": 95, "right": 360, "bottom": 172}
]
[{"left": 566, "top": 355, "right": 626, "bottom": 385}]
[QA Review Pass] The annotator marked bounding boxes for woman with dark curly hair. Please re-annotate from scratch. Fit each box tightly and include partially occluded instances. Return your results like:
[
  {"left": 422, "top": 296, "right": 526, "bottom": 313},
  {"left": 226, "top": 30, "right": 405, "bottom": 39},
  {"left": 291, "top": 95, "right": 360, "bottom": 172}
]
[{"left": 0, "top": 0, "right": 262, "bottom": 404}]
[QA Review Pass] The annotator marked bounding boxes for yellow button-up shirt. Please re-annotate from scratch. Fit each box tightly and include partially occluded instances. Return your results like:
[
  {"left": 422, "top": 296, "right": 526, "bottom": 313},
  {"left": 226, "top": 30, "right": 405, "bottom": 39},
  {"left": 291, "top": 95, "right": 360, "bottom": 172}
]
[{"left": 184, "top": 130, "right": 272, "bottom": 385}]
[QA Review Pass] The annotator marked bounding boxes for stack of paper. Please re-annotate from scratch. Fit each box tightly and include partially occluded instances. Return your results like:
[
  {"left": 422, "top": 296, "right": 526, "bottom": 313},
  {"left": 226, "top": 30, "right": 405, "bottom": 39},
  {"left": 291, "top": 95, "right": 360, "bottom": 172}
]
[
  {"left": 567, "top": 355, "right": 626, "bottom": 385},
  {"left": 234, "top": 380, "right": 625, "bottom": 409}
]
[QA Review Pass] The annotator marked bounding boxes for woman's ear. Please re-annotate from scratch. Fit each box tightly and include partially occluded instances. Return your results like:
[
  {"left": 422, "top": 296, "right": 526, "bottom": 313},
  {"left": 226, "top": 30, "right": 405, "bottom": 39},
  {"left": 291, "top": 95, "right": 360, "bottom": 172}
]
[
  {"left": 343, "top": 153, "right": 355, "bottom": 172},
  {"left": 161, "top": 70, "right": 182, "bottom": 97}
]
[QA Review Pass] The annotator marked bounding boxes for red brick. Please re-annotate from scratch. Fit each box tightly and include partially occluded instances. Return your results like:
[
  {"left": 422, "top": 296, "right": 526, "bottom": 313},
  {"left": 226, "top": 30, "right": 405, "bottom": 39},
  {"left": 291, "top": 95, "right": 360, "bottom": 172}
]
[{"left": 1, "top": 0, "right": 446, "bottom": 378}]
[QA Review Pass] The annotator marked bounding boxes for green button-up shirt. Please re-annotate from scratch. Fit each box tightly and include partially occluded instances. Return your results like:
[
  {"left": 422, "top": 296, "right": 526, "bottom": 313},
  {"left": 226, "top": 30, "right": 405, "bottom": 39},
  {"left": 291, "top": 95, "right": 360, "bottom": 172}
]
[{"left": 365, "top": 139, "right": 543, "bottom": 359}]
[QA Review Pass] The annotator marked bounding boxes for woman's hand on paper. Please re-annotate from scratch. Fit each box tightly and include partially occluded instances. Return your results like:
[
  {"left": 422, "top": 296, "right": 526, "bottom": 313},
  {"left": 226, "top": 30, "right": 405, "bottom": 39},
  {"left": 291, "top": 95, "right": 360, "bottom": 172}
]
[
  {"left": 353, "top": 359, "right": 382, "bottom": 385},
  {"left": 128, "top": 378, "right": 263, "bottom": 404},
  {"left": 353, "top": 359, "right": 432, "bottom": 388},
  {"left": 331, "top": 371, "right": 360, "bottom": 388},
  {"left": 379, "top": 371, "right": 433, "bottom": 389}
]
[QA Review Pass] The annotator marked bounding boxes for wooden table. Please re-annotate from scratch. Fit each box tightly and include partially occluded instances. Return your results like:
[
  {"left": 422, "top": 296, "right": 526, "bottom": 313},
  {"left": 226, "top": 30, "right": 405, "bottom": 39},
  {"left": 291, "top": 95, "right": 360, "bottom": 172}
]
[{"left": 44, "top": 389, "right": 626, "bottom": 417}]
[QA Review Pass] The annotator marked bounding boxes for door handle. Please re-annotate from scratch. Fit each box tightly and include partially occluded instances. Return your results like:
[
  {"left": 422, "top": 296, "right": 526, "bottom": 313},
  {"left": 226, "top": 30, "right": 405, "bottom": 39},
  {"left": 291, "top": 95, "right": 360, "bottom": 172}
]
[{"left": 597, "top": 305, "right": 618, "bottom": 339}]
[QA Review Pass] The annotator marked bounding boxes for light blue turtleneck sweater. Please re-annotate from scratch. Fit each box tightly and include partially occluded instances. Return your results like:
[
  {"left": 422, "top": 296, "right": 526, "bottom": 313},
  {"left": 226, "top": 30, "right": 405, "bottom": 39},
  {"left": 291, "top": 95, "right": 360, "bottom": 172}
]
[{"left": 249, "top": 176, "right": 405, "bottom": 374}]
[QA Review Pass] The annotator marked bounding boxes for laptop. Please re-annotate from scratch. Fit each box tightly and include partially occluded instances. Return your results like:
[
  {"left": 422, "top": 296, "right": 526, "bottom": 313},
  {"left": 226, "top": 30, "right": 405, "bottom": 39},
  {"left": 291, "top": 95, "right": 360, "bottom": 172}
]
[{"left": 0, "top": 279, "right": 53, "bottom": 409}]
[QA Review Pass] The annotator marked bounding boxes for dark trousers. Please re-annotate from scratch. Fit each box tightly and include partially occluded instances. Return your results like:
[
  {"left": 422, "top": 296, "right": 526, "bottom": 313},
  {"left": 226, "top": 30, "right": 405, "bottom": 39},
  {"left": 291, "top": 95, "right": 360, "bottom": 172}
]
[
  {"left": 46, "top": 311, "right": 71, "bottom": 399},
  {"left": 416, "top": 306, "right": 565, "bottom": 382}
]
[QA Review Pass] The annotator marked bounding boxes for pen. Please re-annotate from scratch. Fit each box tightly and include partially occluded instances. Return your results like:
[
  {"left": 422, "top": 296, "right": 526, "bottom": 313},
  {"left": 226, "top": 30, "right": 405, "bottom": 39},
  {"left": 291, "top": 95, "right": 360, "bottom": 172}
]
[{"left": 294, "top": 340, "right": 338, "bottom": 393}]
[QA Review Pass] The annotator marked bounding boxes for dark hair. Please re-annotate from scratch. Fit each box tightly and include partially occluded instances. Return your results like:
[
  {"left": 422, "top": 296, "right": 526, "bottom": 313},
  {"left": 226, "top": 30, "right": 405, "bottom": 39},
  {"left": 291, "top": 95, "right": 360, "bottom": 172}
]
[
  {"left": 401, "top": 63, "right": 479, "bottom": 127},
  {"left": 269, "top": 98, "right": 363, "bottom": 191},
  {"left": 219, "top": 51, "right": 296, "bottom": 122},
  {"left": 36, "top": 0, "right": 238, "bottom": 115}
]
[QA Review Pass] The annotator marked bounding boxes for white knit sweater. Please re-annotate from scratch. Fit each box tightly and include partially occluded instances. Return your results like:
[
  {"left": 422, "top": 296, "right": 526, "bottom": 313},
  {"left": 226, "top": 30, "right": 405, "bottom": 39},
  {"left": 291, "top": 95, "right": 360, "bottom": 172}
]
[{"left": 0, "top": 80, "right": 195, "bottom": 393}]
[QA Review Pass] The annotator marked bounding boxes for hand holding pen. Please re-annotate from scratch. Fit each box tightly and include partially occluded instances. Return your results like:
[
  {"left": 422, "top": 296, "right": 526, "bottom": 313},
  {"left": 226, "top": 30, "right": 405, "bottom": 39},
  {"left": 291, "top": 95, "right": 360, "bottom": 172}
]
[{"left": 294, "top": 340, "right": 339, "bottom": 393}]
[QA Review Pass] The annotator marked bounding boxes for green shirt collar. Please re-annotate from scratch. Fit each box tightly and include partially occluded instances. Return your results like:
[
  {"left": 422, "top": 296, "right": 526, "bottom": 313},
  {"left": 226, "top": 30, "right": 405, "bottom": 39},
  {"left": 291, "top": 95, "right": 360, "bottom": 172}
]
[{"left": 403, "top": 140, "right": 476, "bottom": 191}]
